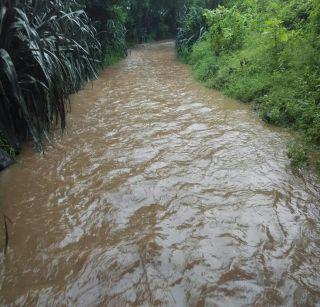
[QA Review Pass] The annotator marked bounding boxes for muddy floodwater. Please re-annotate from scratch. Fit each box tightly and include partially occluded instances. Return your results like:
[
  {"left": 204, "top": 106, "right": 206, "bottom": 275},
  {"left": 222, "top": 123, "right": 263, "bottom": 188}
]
[{"left": 1, "top": 41, "right": 320, "bottom": 306}]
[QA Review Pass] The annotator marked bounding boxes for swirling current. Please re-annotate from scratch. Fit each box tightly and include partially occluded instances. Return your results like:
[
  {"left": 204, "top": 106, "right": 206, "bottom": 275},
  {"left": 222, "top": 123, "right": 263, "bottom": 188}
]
[{"left": 0, "top": 41, "right": 320, "bottom": 306}]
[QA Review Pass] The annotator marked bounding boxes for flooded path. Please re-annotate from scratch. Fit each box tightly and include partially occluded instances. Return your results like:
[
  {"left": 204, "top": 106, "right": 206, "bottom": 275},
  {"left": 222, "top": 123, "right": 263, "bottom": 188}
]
[{"left": 1, "top": 41, "right": 320, "bottom": 306}]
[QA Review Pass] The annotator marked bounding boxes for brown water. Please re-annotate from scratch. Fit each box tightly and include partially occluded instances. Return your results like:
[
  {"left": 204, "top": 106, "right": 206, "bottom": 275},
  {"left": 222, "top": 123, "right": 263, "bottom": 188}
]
[{"left": 1, "top": 41, "right": 320, "bottom": 306}]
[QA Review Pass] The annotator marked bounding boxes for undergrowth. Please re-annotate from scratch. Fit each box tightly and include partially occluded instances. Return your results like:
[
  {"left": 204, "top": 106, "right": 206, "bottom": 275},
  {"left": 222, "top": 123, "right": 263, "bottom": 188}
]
[{"left": 177, "top": 0, "right": 320, "bottom": 174}]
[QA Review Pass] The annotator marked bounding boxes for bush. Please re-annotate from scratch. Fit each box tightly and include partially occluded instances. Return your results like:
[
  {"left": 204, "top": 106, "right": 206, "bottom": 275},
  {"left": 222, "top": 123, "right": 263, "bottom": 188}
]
[
  {"left": 287, "top": 141, "right": 309, "bottom": 168},
  {"left": 176, "top": 6, "right": 207, "bottom": 61},
  {"left": 204, "top": 5, "right": 247, "bottom": 55},
  {"left": 84, "top": 2, "right": 127, "bottom": 65}
]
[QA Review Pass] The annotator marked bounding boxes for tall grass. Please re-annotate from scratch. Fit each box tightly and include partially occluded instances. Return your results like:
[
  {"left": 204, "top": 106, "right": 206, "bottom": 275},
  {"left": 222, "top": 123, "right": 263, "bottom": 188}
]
[{"left": 0, "top": 0, "right": 101, "bottom": 154}]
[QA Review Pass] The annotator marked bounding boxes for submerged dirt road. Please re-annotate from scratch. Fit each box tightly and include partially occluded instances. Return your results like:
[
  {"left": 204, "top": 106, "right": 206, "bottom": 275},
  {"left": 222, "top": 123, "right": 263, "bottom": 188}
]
[{"left": 1, "top": 41, "right": 320, "bottom": 306}]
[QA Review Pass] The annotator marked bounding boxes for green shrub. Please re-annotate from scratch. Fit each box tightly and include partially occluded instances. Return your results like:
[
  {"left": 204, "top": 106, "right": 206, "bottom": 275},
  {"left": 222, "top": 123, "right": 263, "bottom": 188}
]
[
  {"left": 204, "top": 5, "right": 247, "bottom": 55},
  {"left": 287, "top": 141, "right": 309, "bottom": 168},
  {"left": 84, "top": 2, "right": 127, "bottom": 65},
  {"left": 176, "top": 6, "right": 207, "bottom": 60}
]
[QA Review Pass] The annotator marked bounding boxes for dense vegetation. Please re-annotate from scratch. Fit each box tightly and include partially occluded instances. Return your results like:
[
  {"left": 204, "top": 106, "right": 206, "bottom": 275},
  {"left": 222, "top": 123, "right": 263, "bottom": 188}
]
[
  {"left": 0, "top": 0, "right": 101, "bottom": 163},
  {"left": 0, "top": 0, "right": 215, "bottom": 167},
  {"left": 177, "top": 0, "right": 320, "bottom": 169},
  {"left": 1, "top": 0, "right": 319, "bottom": 172},
  {"left": 82, "top": 0, "right": 127, "bottom": 65}
]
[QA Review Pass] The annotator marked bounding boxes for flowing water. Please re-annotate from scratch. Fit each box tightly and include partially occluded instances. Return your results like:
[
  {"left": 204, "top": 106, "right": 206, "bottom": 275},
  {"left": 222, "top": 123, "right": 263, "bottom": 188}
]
[{"left": 1, "top": 41, "right": 320, "bottom": 306}]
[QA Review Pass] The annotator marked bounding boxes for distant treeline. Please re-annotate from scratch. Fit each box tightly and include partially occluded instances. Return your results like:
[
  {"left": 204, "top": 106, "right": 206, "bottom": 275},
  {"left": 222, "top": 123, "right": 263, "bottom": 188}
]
[
  {"left": 177, "top": 0, "right": 320, "bottom": 170},
  {"left": 82, "top": 0, "right": 223, "bottom": 63}
]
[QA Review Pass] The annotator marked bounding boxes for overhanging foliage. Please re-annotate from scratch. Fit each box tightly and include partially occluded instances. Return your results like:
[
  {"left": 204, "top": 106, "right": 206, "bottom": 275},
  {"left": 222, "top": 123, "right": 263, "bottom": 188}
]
[{"left": 0, "top": 0, "right": 101, "bottom": 153}]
